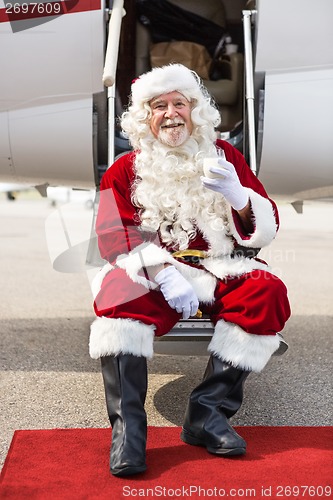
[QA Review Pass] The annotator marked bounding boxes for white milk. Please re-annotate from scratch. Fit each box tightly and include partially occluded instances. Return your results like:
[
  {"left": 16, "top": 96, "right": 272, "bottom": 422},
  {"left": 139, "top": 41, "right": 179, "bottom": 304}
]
[{"left": 203, "top": 157, "right": 224, "bottom": 179}]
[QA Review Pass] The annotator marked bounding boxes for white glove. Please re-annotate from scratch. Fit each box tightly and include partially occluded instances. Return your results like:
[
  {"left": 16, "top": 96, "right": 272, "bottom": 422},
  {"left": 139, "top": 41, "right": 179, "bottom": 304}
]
[
  {"left": 154, "top": 265, "right": 199, "bottom": 319},
  {"left": 201, "top": 158, "right": 249, "bottom": 211}
]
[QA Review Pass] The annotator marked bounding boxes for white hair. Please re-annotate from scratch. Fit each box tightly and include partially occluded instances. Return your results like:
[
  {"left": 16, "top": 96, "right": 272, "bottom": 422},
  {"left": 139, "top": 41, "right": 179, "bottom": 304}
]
[{"left": 120, "top": 65, "right": 227, "bottom": 250}]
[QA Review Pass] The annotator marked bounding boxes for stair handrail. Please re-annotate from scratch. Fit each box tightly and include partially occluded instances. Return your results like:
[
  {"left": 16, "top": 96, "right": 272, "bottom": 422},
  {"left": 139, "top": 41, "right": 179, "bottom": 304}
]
[
  {"left": 242, "top": 9, "right": 257, "bottom": 176},
  {"left": 102, "top": 0, "right": 125, "bottom": 87}
]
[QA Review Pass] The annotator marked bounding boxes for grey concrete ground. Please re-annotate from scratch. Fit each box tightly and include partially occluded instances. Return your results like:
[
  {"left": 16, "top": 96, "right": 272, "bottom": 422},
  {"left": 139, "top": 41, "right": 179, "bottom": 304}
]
[{"left": 0, "top": 194, "right": 332, "bottom": 470}]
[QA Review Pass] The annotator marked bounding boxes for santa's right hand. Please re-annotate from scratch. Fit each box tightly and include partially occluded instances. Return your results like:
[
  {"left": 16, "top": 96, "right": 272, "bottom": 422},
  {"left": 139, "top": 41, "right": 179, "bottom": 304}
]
[{"left": 154, "top": 265, "right": 199, "bottom": 319}]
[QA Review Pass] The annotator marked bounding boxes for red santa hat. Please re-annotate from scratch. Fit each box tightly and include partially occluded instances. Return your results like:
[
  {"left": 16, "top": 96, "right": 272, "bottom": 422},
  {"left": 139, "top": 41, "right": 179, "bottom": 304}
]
[{"left": 130, "top": 64, "right": 203, "bottom": 107}]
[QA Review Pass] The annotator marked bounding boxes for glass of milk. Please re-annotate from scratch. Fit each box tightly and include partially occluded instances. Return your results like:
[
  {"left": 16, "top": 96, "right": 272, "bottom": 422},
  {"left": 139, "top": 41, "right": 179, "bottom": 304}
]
[{"left": 203, "top": 148, "right": 226, "bottom": 178}]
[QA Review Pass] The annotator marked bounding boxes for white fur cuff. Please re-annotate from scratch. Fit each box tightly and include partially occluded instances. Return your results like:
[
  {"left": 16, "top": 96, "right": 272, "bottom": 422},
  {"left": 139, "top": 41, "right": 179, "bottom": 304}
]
[
  {"left": 208, "top": 319, "right": 280, "bottom": 372},
  {"left": 116, "top": 242, "right": 175, "bottom": 287},
  {"left": 228, "top": 188, "right": 278, "bottom": 248},
  {"left": 89, "top": 317, "right": 155, "bottom": 359}
]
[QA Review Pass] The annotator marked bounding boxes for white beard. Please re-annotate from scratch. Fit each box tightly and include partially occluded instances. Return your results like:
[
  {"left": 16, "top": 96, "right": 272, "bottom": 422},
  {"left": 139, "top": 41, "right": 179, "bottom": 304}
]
[
  {"left": 157, "top": 119, "right": 190, "bottom": 147},
  {"left": 132, "top": 135, "right": 229, "bottom": 250}
]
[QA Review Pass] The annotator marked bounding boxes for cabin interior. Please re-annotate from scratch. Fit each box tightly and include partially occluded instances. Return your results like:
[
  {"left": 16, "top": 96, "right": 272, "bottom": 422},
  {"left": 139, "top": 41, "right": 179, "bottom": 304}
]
[{"left": 115, "top": 0, "right": 254, "bottom": 142}]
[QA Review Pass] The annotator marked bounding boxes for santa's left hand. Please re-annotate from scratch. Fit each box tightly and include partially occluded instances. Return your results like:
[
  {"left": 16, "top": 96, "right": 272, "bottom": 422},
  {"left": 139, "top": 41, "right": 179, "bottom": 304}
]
[{"left": 201, "top": 158, "right": 249, "bottom": 211}]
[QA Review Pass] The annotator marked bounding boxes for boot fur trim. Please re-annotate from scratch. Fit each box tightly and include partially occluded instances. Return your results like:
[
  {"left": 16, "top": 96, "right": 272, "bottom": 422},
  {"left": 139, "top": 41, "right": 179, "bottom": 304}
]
[
  {"left": 89, "top": 317, "right": 155, "bottom": 359},
  {"left": 208, "top": 319, "right": 280, "bottom": 372}
]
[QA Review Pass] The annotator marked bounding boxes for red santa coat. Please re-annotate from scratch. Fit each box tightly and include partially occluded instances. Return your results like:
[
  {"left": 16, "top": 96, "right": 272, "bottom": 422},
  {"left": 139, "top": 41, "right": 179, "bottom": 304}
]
[{"left": 90, "top": 140, "right": 290, "bottom": 372}]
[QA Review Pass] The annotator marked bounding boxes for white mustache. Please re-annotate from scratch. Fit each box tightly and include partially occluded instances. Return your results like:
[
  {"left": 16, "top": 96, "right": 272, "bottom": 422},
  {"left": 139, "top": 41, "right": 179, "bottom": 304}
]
[{"left": 161, "top": 119, "right": 185, "bottom": 128}]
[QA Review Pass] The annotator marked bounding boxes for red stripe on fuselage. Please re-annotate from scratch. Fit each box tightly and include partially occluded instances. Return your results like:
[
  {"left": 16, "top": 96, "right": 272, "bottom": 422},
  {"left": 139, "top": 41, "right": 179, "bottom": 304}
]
[{"left": 0, "top": 0, "right": 101, "bottom": 23}]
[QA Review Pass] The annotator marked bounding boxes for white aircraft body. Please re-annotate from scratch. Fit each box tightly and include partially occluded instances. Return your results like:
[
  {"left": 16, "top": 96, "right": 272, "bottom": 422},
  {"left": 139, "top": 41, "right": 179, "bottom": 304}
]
[
  {"left": 0, "top": 0, "right": 104, "bottom": 189},
  {"left": 0, "top": 0, "right": 332, "bottom": 203},
  {"left": 254, "top": 0, "right": 333, "bottom": 201}
]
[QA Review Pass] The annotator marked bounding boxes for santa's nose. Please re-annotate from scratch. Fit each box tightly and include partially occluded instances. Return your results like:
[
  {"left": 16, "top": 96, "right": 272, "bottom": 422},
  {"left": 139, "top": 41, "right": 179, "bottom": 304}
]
[{"left": 165, "top": 104, "right": 178, "bottom": 118}]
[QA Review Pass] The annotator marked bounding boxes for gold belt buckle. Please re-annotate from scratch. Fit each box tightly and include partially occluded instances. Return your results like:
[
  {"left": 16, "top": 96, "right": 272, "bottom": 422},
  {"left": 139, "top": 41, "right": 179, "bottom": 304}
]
[{"left": 172, "top": 249, "right": 207, "bottom": 259}]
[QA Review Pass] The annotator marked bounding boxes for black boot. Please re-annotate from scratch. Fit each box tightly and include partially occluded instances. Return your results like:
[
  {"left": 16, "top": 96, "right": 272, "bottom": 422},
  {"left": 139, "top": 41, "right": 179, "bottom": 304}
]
[
  {"left": 101, "top": 354, "right": 148, "bottom": 476},
  {"left": 181, "top": 355, "right": 250, "bottom": 456}
]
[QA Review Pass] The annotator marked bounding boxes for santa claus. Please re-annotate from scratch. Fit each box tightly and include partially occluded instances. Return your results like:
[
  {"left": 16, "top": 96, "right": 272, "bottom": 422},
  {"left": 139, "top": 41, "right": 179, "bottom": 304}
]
[{"left": 89, "top": 64, "right": 291, "bottom": 477}]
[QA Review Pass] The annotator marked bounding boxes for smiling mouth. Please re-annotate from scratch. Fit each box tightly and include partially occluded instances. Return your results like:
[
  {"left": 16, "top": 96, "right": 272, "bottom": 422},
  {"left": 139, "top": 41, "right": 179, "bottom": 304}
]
[{"left": 161, "top": 123, "right": 184, "bottom": 129}]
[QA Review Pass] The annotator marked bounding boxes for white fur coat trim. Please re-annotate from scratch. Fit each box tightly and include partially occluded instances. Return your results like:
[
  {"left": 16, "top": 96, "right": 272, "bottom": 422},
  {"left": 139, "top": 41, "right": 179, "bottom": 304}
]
[
  {"left": 92, "top": 247, "right": 274, "bottom": 304},
  {"left": 91, "top": 262, "right": 113, "bottom": 299},
  {"left": 89, "top": 316, "right": 155, "bottom": 359},
  {"left": 116, "top": 242, "right": 174, "bottom": 284},
  {"left": 202, "top": 254, "right": 271, "bottom": 281},
  {"left": 227, "top": 188, "right": 278, "bottom": 248},
  {"left": 196, "top": 213, "right": 234, "bottom": 257},
  {"left": 208, "top": 319, "right": 280, "bottom": 372},
  {"left": 176, "top": 261, "right": 217, "bottom": 303},
  {"left": 115, "top": 242, "right": 217, "bottom": 302}
]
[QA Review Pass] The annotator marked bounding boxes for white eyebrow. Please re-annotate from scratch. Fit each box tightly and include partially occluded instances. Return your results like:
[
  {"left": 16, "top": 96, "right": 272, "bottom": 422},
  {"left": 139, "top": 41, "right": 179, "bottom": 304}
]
[{"left": 150, "top": 98, "right": 165, "bottom": 106}]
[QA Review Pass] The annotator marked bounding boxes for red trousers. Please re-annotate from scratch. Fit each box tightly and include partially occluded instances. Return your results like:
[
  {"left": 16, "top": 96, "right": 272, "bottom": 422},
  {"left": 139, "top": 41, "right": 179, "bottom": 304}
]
[{"left": 94, "top": 267, "right": 291, "bottom": 337}]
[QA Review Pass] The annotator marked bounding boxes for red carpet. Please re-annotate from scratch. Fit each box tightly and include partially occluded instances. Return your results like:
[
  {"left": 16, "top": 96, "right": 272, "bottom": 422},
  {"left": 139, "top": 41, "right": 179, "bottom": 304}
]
[{"left": 0, "top": 427, "right": 332, "bottom": 499}]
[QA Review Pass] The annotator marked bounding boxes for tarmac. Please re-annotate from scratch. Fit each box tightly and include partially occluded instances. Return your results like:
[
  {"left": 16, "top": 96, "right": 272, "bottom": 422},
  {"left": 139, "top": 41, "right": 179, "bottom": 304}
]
[{"left": 0, "top": 193, "right": 332, "bottom": 470}]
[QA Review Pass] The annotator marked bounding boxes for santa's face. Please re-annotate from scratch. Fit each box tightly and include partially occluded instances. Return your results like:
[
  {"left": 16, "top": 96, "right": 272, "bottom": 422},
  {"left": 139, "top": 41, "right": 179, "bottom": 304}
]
[{"left": 149, "top": 91, "right": 193, "bottom": 147}]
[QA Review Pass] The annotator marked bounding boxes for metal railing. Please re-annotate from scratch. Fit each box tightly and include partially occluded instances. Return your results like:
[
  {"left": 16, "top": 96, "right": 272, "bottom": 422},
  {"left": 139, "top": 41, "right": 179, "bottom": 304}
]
[
  {"left": 242, "top": 10, "right": 257, "bottom": 176},
  {"left": 102, "top": 0, "right": 124, "bottom": 88},
  {"left": 102, "top": 0, "right": 125, "bottom": 167}
]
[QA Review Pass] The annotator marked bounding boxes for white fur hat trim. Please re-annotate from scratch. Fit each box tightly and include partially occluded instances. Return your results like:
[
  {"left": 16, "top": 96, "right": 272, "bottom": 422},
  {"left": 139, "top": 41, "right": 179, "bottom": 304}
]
[{"left": 131, "top": 64, "right": 202, "bottom": 106}]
